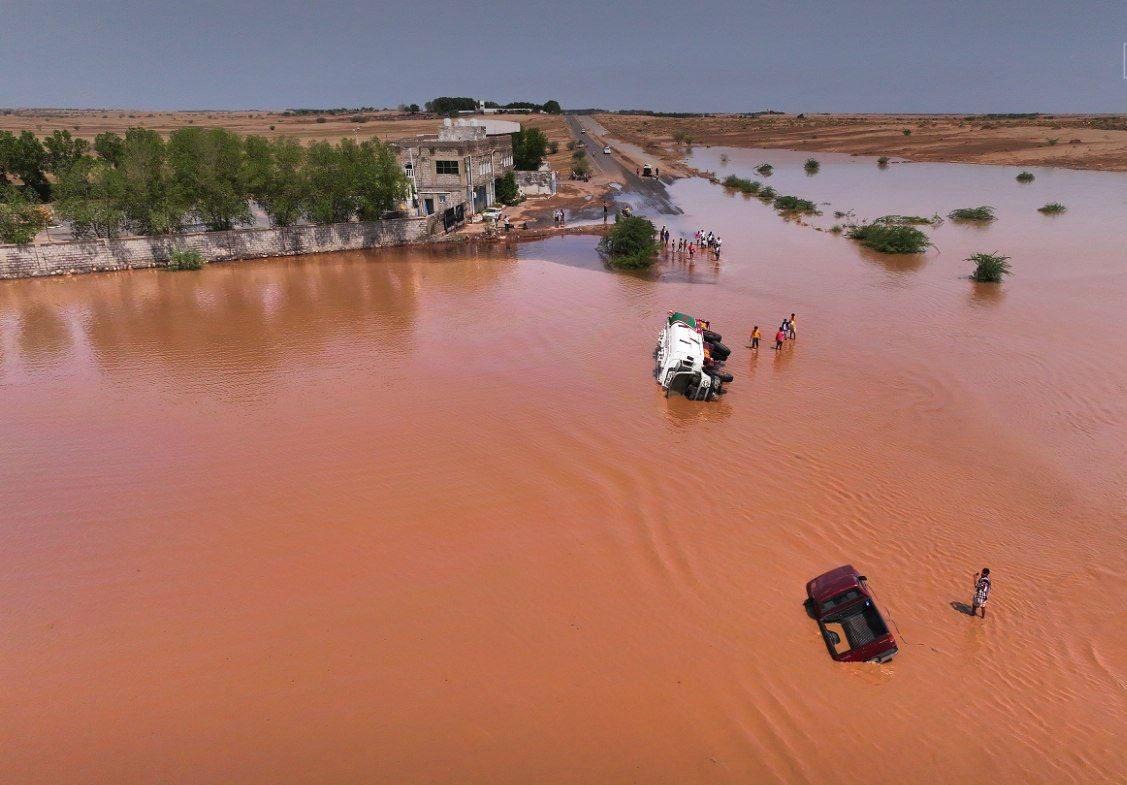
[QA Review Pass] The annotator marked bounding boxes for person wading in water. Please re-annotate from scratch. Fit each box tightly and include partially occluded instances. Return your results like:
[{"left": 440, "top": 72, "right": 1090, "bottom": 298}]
[
  {"left": 749, "top": 325, "right": 761, "bottom": 350},
  {"left": 972, "top": 568, "right": 991, "bottom": 619}
]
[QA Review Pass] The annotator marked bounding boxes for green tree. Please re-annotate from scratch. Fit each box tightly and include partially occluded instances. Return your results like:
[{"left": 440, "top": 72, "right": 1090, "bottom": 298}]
[
  {"left": 598, "top": 215, "right": 659, "bottom": 269},
  {"left": 0, "top": 131, "right": 51, "bottom": 200},
  {"left": 53, "top": 158, "right": 126, "bottom": 238},
  {"left": 168, "top": 127, "right": 252, "bottom": 231},
  {"left": 511, "top": 127, "right": 549, "bottom": 171},
  {"left": 116, "top": 128, "right": 185, "bottom": 234},
  {"left": 0, "top": 187, "right": 50, "bottom": 245},
  {"left": 494, "top": 171, "right": 520, "bottom": 204},
  {"left": 350, "top": 139, "right": 409, "bottom": 221},
  {"left": 43, "top": 130, "right": 91, "bottom": 175},
  {"left": 303, "top": 141, "right": 355, "bottom": 223},
  {"left": 425, "top": 97, "right": 478, "bottom": 115},
  {"left": 243, "top": 136, "right": 306, "bottom": 227},
  {"left": 542, "top": 100, "right": 562, "bottom": 114},
  {"left": 93, "top": 132, "right": 125, "bottom": 166}
]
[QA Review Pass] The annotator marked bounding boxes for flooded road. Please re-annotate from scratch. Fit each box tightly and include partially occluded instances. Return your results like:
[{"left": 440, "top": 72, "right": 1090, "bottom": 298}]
[{"left": 2, "top": 151, "right": 1125, "bottom": 785}]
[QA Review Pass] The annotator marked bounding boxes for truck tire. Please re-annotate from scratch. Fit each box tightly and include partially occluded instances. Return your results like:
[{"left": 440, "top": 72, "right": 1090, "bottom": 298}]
[
  {"left": 707, "top": 341, "right": 731, "bottom": 361},
  {"left": 715, "top": 371, "right": 734, "bottom": 383},
  {"left": 701, "top": 329, "right": 723, "bottom": 343}
]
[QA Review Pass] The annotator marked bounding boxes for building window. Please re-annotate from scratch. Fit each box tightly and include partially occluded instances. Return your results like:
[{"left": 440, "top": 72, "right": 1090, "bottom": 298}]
[
  {"left": 404, "top": 162, "right": 414, "bottom": 175},
  {"left": 478, "top": 161, "right": 493, "bottom": 176},
  {"left": 436, "top": 160, "right": 459, "bottom": 175},
  {"left": 501, "top": 155, "right": 513, "bottom": 168}
]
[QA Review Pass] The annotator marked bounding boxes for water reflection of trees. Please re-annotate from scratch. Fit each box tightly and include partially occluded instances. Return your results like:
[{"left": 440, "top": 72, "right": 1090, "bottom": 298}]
[
  {"left": 968, "top": 280, "right": 1006, "bottom": 307},
  {"left": 0, "top": 244, "right": 516, "bottom": 379},
  {"left": 855, "top": 244, "right": 929, "bottom": 274}
]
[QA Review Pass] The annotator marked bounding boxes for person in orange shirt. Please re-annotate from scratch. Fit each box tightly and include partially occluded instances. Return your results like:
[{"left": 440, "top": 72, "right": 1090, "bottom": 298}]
[{"left": 749, "top": 325, "right": 761, "bottom": 350}]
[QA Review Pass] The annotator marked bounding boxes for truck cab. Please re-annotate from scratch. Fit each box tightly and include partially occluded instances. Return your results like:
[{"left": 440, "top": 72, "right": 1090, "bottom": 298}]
[{"left": 805, "top": 565, "right": 898, "bottom": 664}]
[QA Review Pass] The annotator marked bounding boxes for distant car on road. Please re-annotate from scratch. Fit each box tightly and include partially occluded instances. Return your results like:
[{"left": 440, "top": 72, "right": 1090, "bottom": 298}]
[
  {"left": 580, "top": 128, "right": 587, "bottom": 134},
  {"left": 603, "top": 146, "right": 611, "bottom": 154}
]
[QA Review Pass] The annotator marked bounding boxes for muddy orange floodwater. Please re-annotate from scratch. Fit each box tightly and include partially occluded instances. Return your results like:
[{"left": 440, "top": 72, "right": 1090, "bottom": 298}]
[{"left": 2, "top": 150, "right": 1125, "bottom": 785}]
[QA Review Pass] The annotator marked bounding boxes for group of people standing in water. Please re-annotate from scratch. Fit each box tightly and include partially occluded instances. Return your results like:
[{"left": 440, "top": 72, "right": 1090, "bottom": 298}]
[
  {"left": 658, "top": 226, "right": 723, "bottom": 261},
  {"left": 748, "top": 313, "right": 797, "bottom": 351}
]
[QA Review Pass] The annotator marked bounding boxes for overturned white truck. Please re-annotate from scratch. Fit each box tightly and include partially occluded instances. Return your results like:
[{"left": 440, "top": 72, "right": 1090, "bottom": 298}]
[{"left": 654, "top": 312, "right": 734, "bottom": 400}]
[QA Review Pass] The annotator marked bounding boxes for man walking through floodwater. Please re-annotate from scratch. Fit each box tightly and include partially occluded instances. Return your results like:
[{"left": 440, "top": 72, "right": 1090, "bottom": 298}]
[{"left": 972, "top": 568, "right": 991, "bottom": 618}]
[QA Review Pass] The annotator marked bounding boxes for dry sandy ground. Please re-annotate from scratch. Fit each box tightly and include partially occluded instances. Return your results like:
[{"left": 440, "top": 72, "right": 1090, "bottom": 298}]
[
  {"left": 594, "top": 113, "right": 1127, "bottom": 172},
  {"left": 0, "top": 108, "right": 570, "bottom": 148}
]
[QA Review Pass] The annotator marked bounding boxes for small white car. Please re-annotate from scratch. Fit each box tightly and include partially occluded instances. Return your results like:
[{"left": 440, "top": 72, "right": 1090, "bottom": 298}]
[
  {"left": 480, "top": 207, "right": 503, "bottom": 223},
  {"left": 602, "top": 146, "right": 611, "bottom": 154}
]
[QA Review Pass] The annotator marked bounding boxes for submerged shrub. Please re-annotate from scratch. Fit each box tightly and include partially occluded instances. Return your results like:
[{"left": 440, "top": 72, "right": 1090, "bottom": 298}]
[
  {"left": 722, "top": 175, "right": 760, "bottom": 194},
  {"left": 902, "top": 129, "right": 912, "bottom": 136},
  {"left": 167, "top": 248, "right": 205, "bottom": 270},
  {"left": 755, "top": 163, "right": 773, "bottom": 176},
  {"left": 598, "top": 215, "right": 659, "bottom": 269},
  {"left": 875, "top": 214, "right": 940, "bottom": 226},
  {"left": 757, "top": 185, "right": 777, "bottom": 200},
  {"left": 830, "top": 224, "right": 843, "bottom": 234},
  {"left": 877, "top": 156, "right": 890, "bottom": 167},
  {"left": 773, "top": 195, "right": 819, "bottom": 214},
  {"left": 1038, "top": 202, "right": 1066, "bottom": 214},
  {"left": 968, "top": 252, "right": 1011, "bottom": 282},
  {"left": 1016, "top": 171, "right": 1035, "bottom": 183},
  {"left": 804, "top": 158, "right": 820, "bottom": 172},
  {"left": 948, "top": 205, "right": 996, "bottom": 221},
  {"left": 846, "top": 222, "right": 930, "bottom": 254}
]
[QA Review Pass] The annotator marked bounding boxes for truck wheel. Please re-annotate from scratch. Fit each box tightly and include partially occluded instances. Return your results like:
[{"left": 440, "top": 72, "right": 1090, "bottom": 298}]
[
  {"left": 716, "top": 371, "right": 734, "bottom": 383},
  {"left": 701, "top": 329, "right": 723, "bottom": 343},
  {"left": 708, "top": 341, "right": 731, "bottom": 360}
]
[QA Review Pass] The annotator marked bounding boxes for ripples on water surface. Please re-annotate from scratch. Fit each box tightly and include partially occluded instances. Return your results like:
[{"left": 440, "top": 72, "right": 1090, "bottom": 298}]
[{"left": 1, "top": 151, "right": 1125, "bottom": 785}]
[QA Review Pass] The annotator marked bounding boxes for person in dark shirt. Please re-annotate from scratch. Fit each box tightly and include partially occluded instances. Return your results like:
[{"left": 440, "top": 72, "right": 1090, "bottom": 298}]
[{"left": 972, "top": 568, "right": 991, "bottom": 619}]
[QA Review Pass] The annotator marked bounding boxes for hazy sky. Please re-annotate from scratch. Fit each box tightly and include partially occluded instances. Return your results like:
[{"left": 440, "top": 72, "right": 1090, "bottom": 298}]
[{"left": 2, "top": 0, "right": 1125, "bottom": 112}]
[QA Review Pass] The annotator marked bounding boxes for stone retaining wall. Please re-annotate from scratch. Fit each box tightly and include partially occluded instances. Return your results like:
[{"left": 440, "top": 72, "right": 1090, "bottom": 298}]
[{"left": 0, "top": 216, "right": 438, "bottom": 279}]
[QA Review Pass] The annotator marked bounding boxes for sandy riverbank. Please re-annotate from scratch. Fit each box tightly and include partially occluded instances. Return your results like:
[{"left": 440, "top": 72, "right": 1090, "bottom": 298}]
[{"left": 594, "top": 112, "right": 1127, "bottom": 172}]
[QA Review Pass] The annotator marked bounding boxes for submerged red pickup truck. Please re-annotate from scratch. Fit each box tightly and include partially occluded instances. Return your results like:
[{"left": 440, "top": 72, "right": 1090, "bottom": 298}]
[{"left": 805, "top": 565, "right": 898, "bottom": 664}]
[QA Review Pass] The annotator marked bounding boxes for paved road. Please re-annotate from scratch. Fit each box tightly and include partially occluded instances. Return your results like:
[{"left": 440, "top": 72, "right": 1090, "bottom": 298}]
[{"left": 564, "top": 115, "right": 682, "bottom": 216}]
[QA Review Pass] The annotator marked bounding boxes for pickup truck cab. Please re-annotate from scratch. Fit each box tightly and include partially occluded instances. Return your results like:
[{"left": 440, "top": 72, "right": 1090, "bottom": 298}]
[{"left": 805, "top": 565, "right": 898, "bottom": 664}]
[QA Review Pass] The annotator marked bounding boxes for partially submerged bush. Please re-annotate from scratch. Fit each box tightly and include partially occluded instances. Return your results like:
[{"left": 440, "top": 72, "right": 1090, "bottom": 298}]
[
  {"left": 598, "top": 215, "right": 659, "bottom": 269},
  {"left": 846, "top": 222, "right": 930, "bottom": 253},
  {"left": 757, "top": 185, "right": 777, "bottom": 200},
  {"left": 902, "top": 129, "right": 912, "bottom": 136},
  {"left": 829, "top": 224, "right": 843, "bottom": 234},
  {"left": 968, "top": 252, "right": 1011, "bottom": 282},
  {"left": 948, "top": 205, "right": 996, "bottom": 221},
  {"left": 877, "top": 156, "right": 890, "bottom": 167},
  {"left": 875, "top": 214, "right": 940, "bottom": 226},
  {"left": 804, "top": 158, "right": 820, "bottom": 172},
  {"left": 773, "top": 195, "right": 819, "bottom": 214},
  {"left": 1016, "top": 171, "right": 1035, "bottom": 183},
  {"left": 722, "top": 175, "right": 760, "bottom": 194},
  {"left": 167, "top": 248, "right": 205, "bottom": 271},
  {"left": 1038, "top": 202, "right": 1066, "bottom": 214},
  {"left": 755, "top": 163, "right": 773, "bottom": 176}
]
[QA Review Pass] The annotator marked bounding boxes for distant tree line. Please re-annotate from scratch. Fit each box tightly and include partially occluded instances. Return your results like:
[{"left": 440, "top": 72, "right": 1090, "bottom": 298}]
[
  {"left": 283, "top": 107, "right": 380, "bottom": 116},
  {"left": 0, "top": 127, "right": 408, "bottom": 243},
  {"left": 425, "top": 97, "right": 562, "bottom": 115}
]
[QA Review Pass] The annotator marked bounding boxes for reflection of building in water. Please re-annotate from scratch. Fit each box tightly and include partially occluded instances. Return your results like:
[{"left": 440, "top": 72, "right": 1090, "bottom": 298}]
[{"left": 393, "top": 119, "right": 516, "bottom": 231}]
